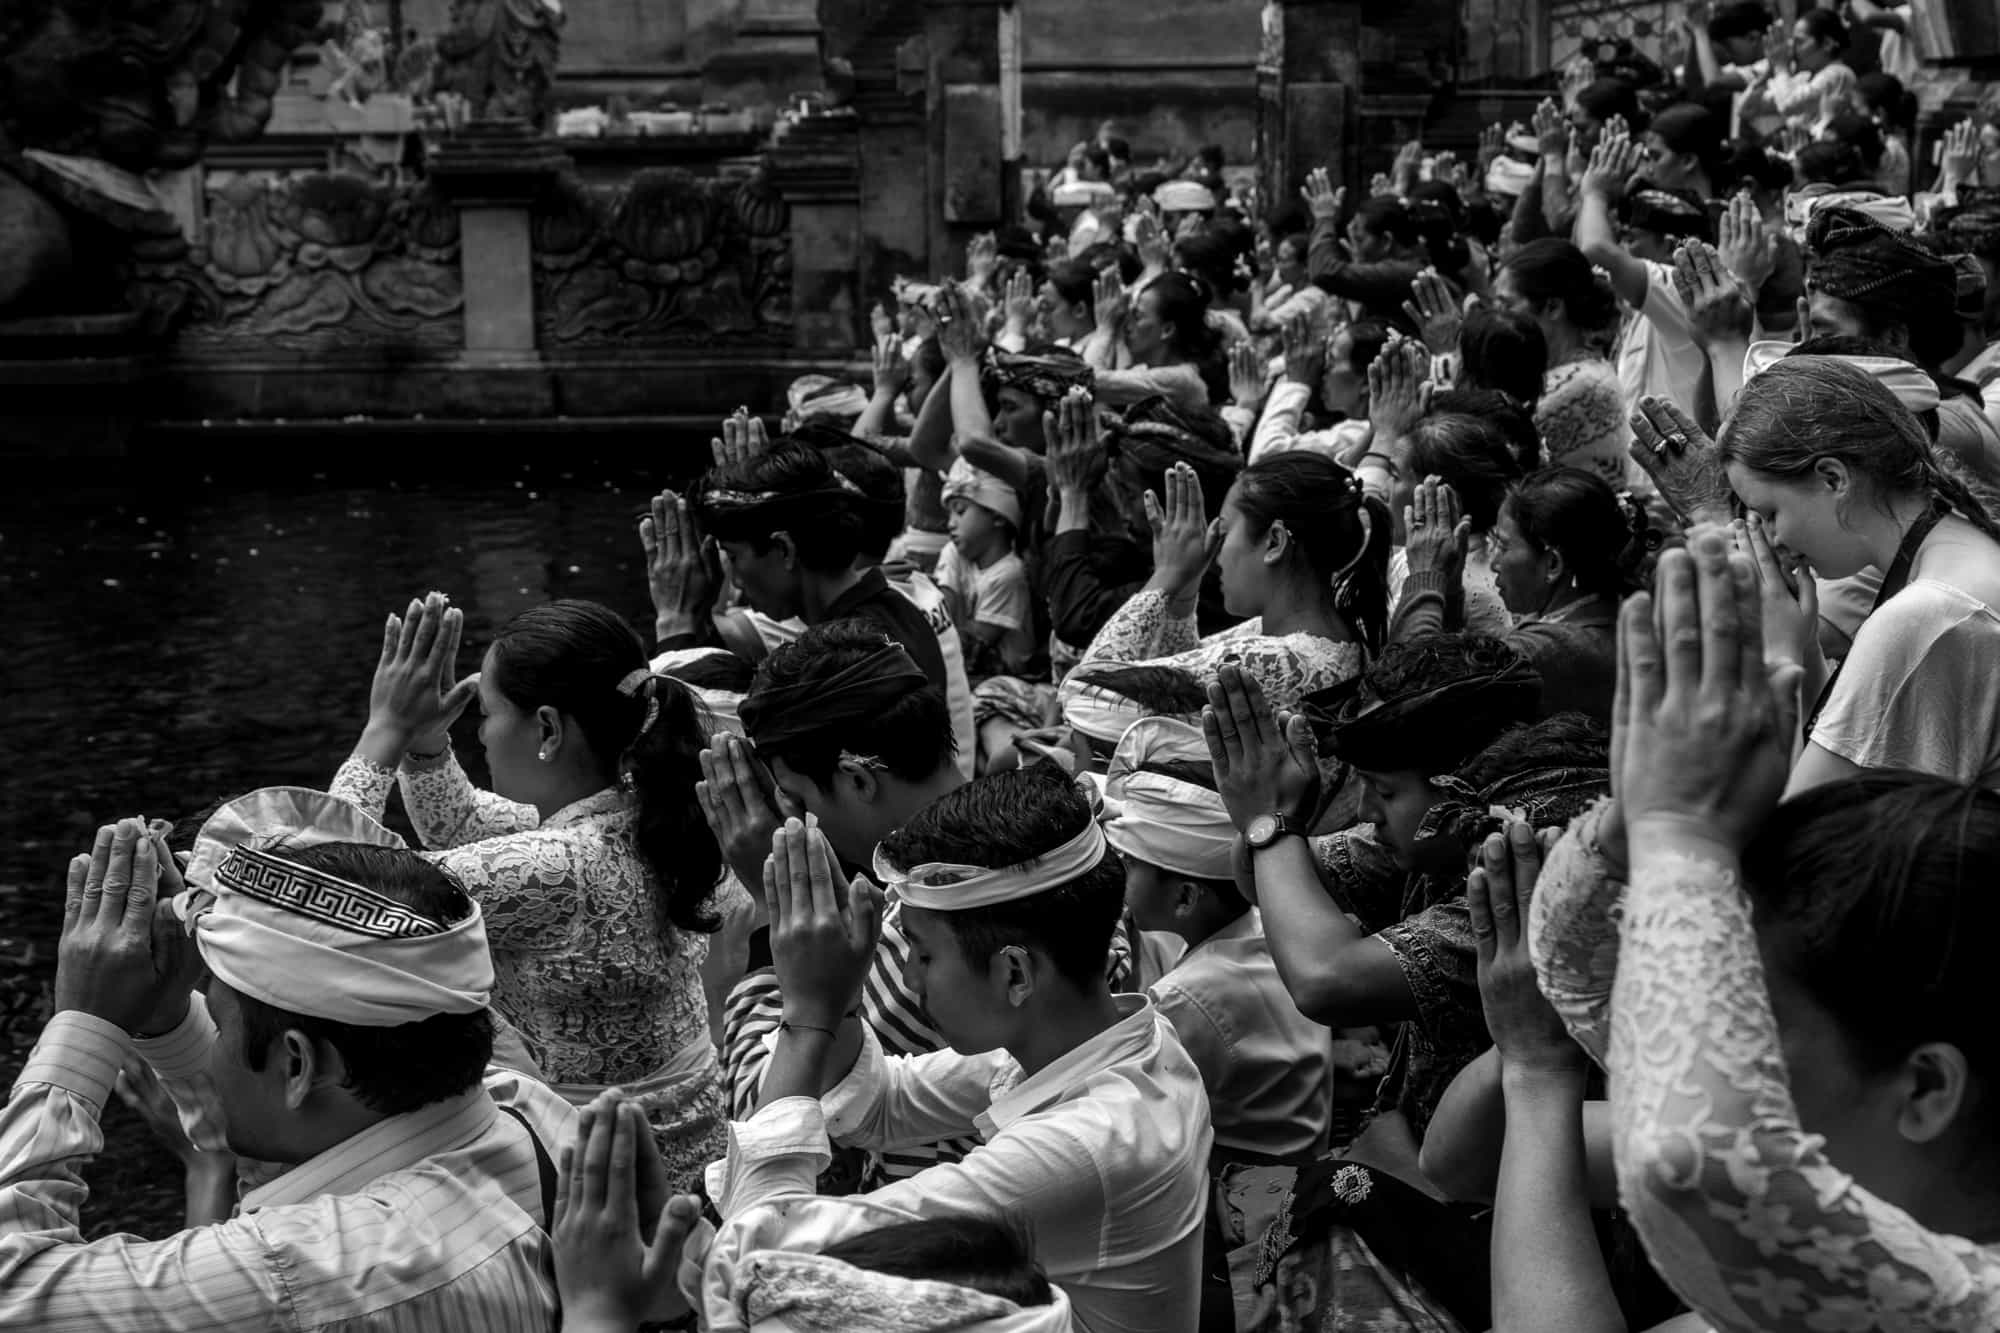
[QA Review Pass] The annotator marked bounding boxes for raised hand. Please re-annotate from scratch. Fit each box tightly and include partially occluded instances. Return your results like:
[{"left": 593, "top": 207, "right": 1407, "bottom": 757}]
[
  {"left": 1367, "top": 335, "right": 1432, "bottom": 442},
  {"left": 1369, "top": 171, "right": 1396, "bottom": 198},
  {"left": 1229, "top": 339, "right": 1271, "bottom": 411},
  {"left": 1671, "top": 240, "right": 1754, "bottom": 351},
  {"left": 1043, "top": 386, "right": 1107, "bottom": 500},
  {"left": 1469, "top": 822, "right": 1584, "bottom": 1072},
  {"left": 934, "top": 281, "right": 983, "bottom": 365},
  {"left": 696, "top": 732, "right": 799, "bottom": 893},
  {"left": 1762, "top": 21, "right": 1791, "bottom": 71},
  {"left": 1202, "top": 665, "right": 1322, "bottom": 834},
  {"left": 1628, "top": 396, "right": 1734, "bottom": 527},
  {"left": 55, "top": 819, "right": 179, "bottom": 1033},
  {"left": 710, "top": 406, "right": 768, "bottom": 471},
  {"left": 1716, "top": 193, "right": 1776, "bottom": 295},
  {"left": 1940, "top": 118, "right": 1979, "bottom": 187},
  {"left": 1477, "top": 123, "right": 1507, "bottom": 173},
  {"left": 640, "top": 492, "right": 723, "bottom": 644},
  {"left": 1393, "top": 139, "right": 1425, "bottom": 196},
  {"left": 1433, "top": 150, "right": 1468, "bottom": 193},
  {"left": 1402, "top": 268, "right": 1464, "bottom": 356},
  {"left": 366, "top": 592, "right": 475, "bottom": 757},
  {"left": 1144, "top": 462, "right": 1221, "bottom": 600},
  {"left": 1001, "top": 266, "right": 1036, "bottom": 334},
  {"left": 1617, "top": 530, "right": 1803, "bottom": 857},
  {"left": 1092, "top": 267, "right": 1129, "bottom": 337},
  {"left": 871, "top": 333, "right": 910, "bottom": 399},
  {"left": 1131, "top": 209, "right": 1171, "bottom": 275},
  {"left": 1579, "top": 126, "right": 1643, "bottom": 201},
  {"left": 1281, "top": 310, "right": 1326, "bottom": 386},
  {"left": 1533, "top": 98, "right": 1568, "bottom": 159},
  {"left": 1731, "top": 511, "right": 1819, "bottom": 670},
  {"left": 765, "top": 817, "right": 884, "bottom": 1028},
  {"left": 869, "top": 300, "right": 894, "bottom": 342},
  {"left": 1403, "top": 475, "right": 1472, "bottom": 582},
  {"left": 553, "top": 1093, "right": 700, "bottom": 1328},
  {"left": 1300, "top": 167, "right": 1342, "bottom": 223},
  {"left": 965, "top": 231, "right": 999, "bottom": 288}
]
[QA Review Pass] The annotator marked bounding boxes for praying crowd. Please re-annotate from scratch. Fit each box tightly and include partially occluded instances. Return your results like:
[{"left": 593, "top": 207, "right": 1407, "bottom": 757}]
[{"left": 10, "top": 5, "right": 2000, "bottom": 1330}]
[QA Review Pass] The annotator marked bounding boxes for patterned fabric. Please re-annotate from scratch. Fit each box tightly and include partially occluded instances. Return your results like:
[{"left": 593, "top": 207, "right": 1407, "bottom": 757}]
[
  {"left": 332, "top": 751, "right": 740, "bottom": 1189},
  {"left": 0, "top": 1005, "right": 571, "bottom": 1332},
  {"left": 1077, "top": 588, "right": 1365, "bottom": 714},
  {"left": 1528, "top": 814, "right": 2000, "bottom": 1333},
  {"left": 1806, "top": 206, "right": 1958, "bottom": 313},
  {"left": 215, "top": 846, "right": 447, "bottom": 936},
  {"left": 1535, "top": 358, "right": 1632, "bottom": 490}
]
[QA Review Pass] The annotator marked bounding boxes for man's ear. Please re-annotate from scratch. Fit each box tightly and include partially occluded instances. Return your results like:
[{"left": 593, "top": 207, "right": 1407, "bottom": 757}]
[
  {"left": 833, "top": 757, "right": 884, "bottom": 805},
  {"left": 772, "top": 531, "right": 800, "bottom": 570}
]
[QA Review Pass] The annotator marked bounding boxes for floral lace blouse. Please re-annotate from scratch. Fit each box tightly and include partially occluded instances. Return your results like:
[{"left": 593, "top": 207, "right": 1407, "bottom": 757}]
[
  {"left": 332, "top": 751, "right": 746, "bottom": 1088},
  {"left": 1536, "top": 358, "right": 1632, "bottom": 492},
  {"left": 1528, "top": 799, "right": 2000, "bottom": 1333},
  {"left": 1078, "top": 588, "right": 1364, "bottom": 711}
]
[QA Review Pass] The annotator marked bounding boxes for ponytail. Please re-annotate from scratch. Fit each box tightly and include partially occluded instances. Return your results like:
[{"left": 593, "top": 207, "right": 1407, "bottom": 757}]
[{"left": 623, "top": 675, "right": 726, "bottom": 936}]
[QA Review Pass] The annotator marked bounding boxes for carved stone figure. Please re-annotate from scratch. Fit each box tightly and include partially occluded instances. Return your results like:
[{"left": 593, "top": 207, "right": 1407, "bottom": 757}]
[
  {"left": 0, "top": 0, "right": 325, "bottom": 321},
  {"left": 433, "top": 0, "right": 565, "bottom": 132}
]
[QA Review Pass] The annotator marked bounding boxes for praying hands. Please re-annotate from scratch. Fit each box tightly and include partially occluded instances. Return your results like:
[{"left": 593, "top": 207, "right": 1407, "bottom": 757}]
[{"left": 358, "top": 591, "right": 477, "bottom": 768}]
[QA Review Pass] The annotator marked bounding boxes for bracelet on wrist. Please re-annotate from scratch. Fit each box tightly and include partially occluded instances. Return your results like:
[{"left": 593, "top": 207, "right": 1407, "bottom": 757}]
[{"left": 779, "top": 1008, "right": 861, "bottom": 1040}]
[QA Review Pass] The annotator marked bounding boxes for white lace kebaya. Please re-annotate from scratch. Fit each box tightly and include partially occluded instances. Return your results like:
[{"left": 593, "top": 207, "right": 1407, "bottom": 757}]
[{"left": 1528, "top": 799, "right": 2000, "bottom": 1333}]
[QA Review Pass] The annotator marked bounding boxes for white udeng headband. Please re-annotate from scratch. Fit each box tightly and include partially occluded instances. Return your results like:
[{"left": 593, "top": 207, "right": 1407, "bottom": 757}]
[{"left": 871, "top": 821, "right": 1108, "bottom": 911}]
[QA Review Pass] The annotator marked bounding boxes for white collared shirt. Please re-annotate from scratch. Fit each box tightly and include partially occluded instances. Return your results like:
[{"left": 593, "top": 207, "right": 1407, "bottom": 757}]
[
  {"left": 1149, "top": 909, "right": 1333, "bottom": 1164},
  {"left": 0, "top": 1003, "right": 574, "bottom": 1331},
  {"left": 822, "top": 995, "right": 1212, "bottom": 1333}
]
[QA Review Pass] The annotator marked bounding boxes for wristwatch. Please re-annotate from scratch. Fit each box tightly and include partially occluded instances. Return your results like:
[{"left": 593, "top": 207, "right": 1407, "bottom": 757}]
[{"left": 1245, "top": 812, "right": 1307, "bottom": 851}]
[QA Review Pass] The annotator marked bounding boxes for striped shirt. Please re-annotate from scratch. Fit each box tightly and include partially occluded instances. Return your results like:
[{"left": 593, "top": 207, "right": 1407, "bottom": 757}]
[{"left": 0, "top": 1005, "right": 573, "bottom": 1331}]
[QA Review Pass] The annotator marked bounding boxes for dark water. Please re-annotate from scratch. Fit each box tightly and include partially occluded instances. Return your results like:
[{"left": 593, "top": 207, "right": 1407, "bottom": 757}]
[{"left": 0, "top": 439, "right": 710, "bottom": 1236}]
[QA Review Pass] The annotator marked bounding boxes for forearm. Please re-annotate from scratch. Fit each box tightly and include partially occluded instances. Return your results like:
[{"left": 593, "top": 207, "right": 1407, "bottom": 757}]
[
  {"left": 1491, "top": 1065, "right": 1625, "bottom": 1333},
  {"left": 908, "top": 369, "right": 960, "bottom": 472},
  {"left": 1705, "top": 338, "right": 1749, "bottom": 422},
  {"left": 948, "top": 359, "right": 997, "bottom": 448},
  {"left": 1539, "top": 158, "right": 1572, "bottom": 234},
  {"left": 853, "top": 386, "right": 899, "bottom": 439},
  {"left": 1254, "top": 840, "right": 1414, "bottom": 1026},
  {"left": 759, "top": 1017, "right": 864, "bottom": 1107}
]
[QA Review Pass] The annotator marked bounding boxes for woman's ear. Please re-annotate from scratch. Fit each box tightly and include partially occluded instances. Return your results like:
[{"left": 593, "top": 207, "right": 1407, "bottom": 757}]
[
  {"left": 1264, "top": 519, "right": 1292, "bottom": 566},
  {"left": 1897, "top": 1042, "right": 1972, "bottom": 1145},
  {"left": 535, "top": 706, "right": 564, "bottom": 757},
  {"left": 1813, "top": 456, "right": 1851, "bottom": 497},
  {"left": 773, "top": 531, "right": 800, "bottom": 571},
  {"left": 1543, "top": 542, "right": 1570, "bottom": 588}
]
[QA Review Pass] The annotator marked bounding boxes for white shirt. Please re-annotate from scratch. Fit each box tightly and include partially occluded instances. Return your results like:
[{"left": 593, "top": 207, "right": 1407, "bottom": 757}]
[
  {"left": 1248, "top": 379, "right": 1370, "bottom": 465},
  {"left": 0, "top": 1003, "right": 574, "bottom": 1331},
  {"left": 1149, "top": 910, "right": 1333, "bottom": 1164},
  {"left": 1617, "top": 260, "right": 1707, "bottom": 422},
  {"left": 822, "top": 995, "right": 1213, "bottom": 1333}
]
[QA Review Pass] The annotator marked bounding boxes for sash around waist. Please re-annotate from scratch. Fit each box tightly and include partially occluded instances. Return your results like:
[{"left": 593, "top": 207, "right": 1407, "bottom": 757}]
[{"left": 545, "top": 1035, "right": 720, "bottom": 1109}]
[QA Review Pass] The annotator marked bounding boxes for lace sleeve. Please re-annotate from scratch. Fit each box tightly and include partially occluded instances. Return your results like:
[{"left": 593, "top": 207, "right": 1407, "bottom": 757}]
[
  {"left": 396, "top": 750, "right": 541, "bottom": 849},
  {"left": 1610, "top": 846, "right": 2000, "bottom": 1333},
  {"left": 1526, "top": 798, "right": 1627, "bottom": 1066},
  {"left": 330, "top": 753, "right": 396, "bottom": 821},
  {"left": 1079, "top": 588, "right": 1200, "bottom": 665},
  {"left": 420, "top": 827, "right": 586, "bottom": 951}
]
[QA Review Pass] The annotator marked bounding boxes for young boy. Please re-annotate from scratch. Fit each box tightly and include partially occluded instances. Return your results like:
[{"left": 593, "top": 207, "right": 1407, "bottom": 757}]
[{"left": 936, "top": 457, "right": 1037, "bottom": 676}]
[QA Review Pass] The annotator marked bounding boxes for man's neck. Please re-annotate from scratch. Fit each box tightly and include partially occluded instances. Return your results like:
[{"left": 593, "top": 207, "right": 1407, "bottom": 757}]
[
  {"left": 1005, "top": 984, "right": 1127, "bottom": 1078},
  {"left": 1173, "top": 899, "right": 1250, "bottom": 952},
  {"left": 800, "top": 566, "right": 872, "bottom": 624}
]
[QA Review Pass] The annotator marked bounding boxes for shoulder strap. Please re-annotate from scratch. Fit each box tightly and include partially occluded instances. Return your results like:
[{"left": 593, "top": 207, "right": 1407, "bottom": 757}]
[{"left": 497, "top": 1104, "right": 559, "bottom": 1233}]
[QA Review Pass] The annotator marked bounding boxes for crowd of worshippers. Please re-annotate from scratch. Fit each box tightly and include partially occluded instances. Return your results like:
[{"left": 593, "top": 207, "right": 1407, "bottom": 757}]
[{"left": 10, "top": 15, "right": 2000, "bottom": 1333}]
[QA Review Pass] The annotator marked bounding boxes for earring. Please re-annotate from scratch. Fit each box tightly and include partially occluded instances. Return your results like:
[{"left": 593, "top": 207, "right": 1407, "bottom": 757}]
[{"left": 538, "top": 748, "right": 552, "bottom": 762}]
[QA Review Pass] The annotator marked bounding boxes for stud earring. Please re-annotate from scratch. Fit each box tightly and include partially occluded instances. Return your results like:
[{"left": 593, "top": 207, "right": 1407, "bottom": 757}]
[{"left": 538, "top": 748, "right": 552, "bottom": 762}]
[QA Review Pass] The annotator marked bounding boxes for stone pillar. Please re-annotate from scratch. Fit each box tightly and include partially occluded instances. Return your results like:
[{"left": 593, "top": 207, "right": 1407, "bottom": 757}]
[
  {"left": 767, "top": 109, "right": 864, "bottom": 355},
  {"left": 924, "top": 0, "right": 1006, "bottom": 276},
  {"left": 427, "top": 120, "right": 569, "bottom": 368},
  {"left": 1258, "top": 0, "right": 1363, "bottom": 204}
]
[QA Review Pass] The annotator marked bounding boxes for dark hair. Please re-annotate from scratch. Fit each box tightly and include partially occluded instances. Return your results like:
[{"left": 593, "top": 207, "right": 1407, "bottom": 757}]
[
  {"left": 1354, "top": 196, "right": 1419, "bottom": 252},
  {"left": 1743, "top": 774, "right": 2000, "bottom": 1143},
  {"left": 1729, "top": 142, "right": 1795, "bottom": 195},
  {"left": 1082, "top": 144, "right": 1112, "bottom": 176},
  {"left": 488, "top": 600, "right": 723, "bottom": 934},
  {"left": 1797, "top": 7, "right": 1849, "bottom": 52},
  {"left": 1824, "top": 111, "right": 1887, "bottom": 174},
  {"left": 1795, "top": 139, "right": 1869, "bottom": 187},
  {"left": 819, "top": 1215, "right": 1055, "bottom": 1307},
  {"left": 819, "top": 441, "right": 908, "bottom": 562},
  {"left": 1175, "top": 228, "right": 1249, "bottom": 300},
  {"left": 1450, "top": 711, "right": 1610, "bottom": 791},
  {"left": 1503, "top": 239, "right": 1619, "bottom": 333},
  {"left": 1458, "top": 306, "right": 1549, "bottom": 409},
  {"left": 1407, "top": 413, "right": 1528, "bottom": 533},
  {"left": 1046, "top": 258, "right": 1098, "bottom": 311},
  {"left": 235, "top": 843, "right": 493, "bottom": 1116},
  {"left": 659, "top": 648, "right": 757, "bottom": 693},
  {"left": 1856, "top": 73, "right": 1913, "bottom": 129},
  {"left": 1430, "top": 388, "right": 1543, "bottom": 471},
  {"left": 1063, "top": 662, "right": 1208, "bottom": 716},
  {"left": 167, "top": 800, "right": 228, "bottom": 856},
  {"left": 878, "top": 765, "right": 1125, "bottom": 989},
  {"left": 1785, "top": 335, "right": 1942, "bottom": 441},
  {"left": 1338, "top": 317, "right": 1393, "bottom": 378},
  {"left": 1104, "top": 136, "right": 1130, "bottom": 161},
  {"left": 1503, "top": 466, "right": 1650, "bottom": 597},
  {"left": 1650, "top": 103, "right": 1726, "bottom": 184},
  {"left": 1408, "top": 194, "right": 1473, "bottom": 276},
  {"left": 749, "top": 619, "right": 956, "bottom": 786},
  {"left": 1138, "top": 271, "right": 1221, "bottom": 364},
  {"left": 696, "top": 441, "right": 870, "bottom": 573},
  {"left": 1331, "top": 633, "right": 1542, "bottom": 772},
  {"left": 1719, "top": 358, "right": 2000, "bottom": 547},
  {"left": 1230, "top": 452, "right": 1393, "bottom": 652},
  {"left": 1708, "top": 1, "right": 1773, "bottom": 43},
  {"left": 1574, "top": 78, "right": 1642, "bottom": 130},
  {"left": 1277, "top": 231, "right": 1311, "bottom": 266}
]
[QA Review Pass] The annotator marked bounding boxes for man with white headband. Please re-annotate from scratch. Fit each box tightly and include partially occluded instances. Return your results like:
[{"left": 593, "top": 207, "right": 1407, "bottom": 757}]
[
  {"left": 0, "top": 800, "right": 578, "bottom": 1330},
  {"left": 1105, "top": 718, "right": 1333, "bottom": 1169},
  {"left": 749, "top": 765, "right": 1212, "bottom": 1333}
]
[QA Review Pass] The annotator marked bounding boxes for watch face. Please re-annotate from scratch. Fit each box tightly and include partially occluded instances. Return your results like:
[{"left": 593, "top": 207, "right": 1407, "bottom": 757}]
[{"left": 1247, "top": 814, "right": 1279, "bottom": 847}]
